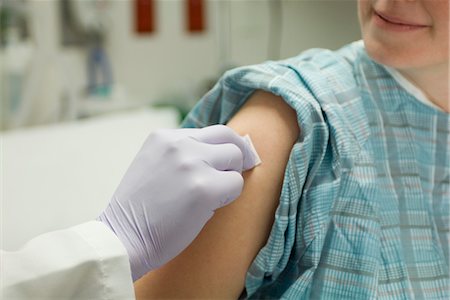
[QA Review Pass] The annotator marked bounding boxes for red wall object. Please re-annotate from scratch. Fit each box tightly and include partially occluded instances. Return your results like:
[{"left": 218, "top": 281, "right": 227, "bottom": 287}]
[
  {"left": 135, "top": 0, "right": 155, "bottom": 34},
  {"left": 187, "top": 0, "right": 205, "bottom": 33}
]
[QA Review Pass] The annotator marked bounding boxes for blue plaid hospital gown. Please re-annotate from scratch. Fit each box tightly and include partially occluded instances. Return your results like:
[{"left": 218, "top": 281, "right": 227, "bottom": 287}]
[{"left": 181, "top": 41, "right": 450, "bottom": 299}]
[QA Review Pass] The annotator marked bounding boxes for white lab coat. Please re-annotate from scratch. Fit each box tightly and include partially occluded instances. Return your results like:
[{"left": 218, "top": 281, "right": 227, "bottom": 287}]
[{"left": 1, "top": 221, "right": 135, "bottom": 300}]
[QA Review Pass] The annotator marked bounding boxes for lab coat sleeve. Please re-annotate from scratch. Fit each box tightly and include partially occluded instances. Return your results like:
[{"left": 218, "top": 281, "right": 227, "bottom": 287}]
[{"left": 1, "top": 221, "right": 135, "bottom": 300}]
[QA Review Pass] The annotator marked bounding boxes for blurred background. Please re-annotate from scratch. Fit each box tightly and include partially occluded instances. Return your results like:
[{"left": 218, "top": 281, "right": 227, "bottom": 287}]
[
  {"left": 0, "top": 0, "right": 360, "bottom": 130},
  {"left": 1, "top": 0, "right": 361, "bottom": 250}
]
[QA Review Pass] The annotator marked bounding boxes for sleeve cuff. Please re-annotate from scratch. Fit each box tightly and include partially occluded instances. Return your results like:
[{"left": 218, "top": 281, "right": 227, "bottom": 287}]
[{"left": 70, "top": 221, "right": 135, "bottom": 299}]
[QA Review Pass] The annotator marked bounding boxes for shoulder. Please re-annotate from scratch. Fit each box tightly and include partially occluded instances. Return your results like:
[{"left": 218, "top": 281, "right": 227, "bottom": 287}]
[
  {"left": 278, "top": 40, "right": 364, "bottom": 97},
  {"left": 214, "top": 41, "right": 365, "bottom": 113},
  {"left": 184, "top": 42, "right": 363, "bottom": 125},
  {"left": 183, "top": 41, "right": 370, "bottom": 169}
]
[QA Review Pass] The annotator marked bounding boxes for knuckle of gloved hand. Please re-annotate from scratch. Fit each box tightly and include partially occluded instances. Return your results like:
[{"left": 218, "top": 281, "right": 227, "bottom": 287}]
[
  {"left": 177, "top": 157, "right": 196, "bottom": 172},
  {"left": 215, "top": 124, "right": 234, "bottom": 136},
  {"left": 189, "top": 177, "right": 210, "bottom": 200},
  {"left": 165, "top": 140, "right": 180, "bottom": 156},
  {"left": 165, "top": 136, "right": 193, "bottom": 159},
  {"left": 146, "top": 129, "right": 167, "bottom": 145}
]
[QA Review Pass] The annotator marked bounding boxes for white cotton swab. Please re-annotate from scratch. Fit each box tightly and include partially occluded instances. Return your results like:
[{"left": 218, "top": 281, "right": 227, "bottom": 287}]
[{"left": 242, "top": 134, "right": 262, "bottom": 171}]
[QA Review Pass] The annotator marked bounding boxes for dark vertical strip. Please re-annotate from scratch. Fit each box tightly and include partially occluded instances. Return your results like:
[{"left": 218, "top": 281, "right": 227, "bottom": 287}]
[
  {"left": 187, "top": 0, "right": 205, "bottom": 33},
  {"left": 135, "top": 0, "right": 155, "bottom": 34}
]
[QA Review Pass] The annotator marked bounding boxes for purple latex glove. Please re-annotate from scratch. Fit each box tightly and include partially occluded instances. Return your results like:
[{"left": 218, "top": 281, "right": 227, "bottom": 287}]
[{"left": 97, "top": 125, "right": 260, "bottom": 281}]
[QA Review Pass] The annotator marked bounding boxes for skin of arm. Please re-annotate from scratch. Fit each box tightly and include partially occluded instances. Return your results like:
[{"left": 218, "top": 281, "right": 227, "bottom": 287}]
[{"left": 134, "top": 90, "right": 300, "bottom": 299}]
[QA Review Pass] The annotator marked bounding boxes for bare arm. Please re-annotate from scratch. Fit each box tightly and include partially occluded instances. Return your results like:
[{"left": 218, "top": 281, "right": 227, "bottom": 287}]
[{"left": 134, "top": 91, "right": 299, "bottom": 299}]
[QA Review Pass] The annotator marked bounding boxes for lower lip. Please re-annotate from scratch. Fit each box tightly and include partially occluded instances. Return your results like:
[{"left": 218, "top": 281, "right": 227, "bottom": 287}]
[{"left": 373, "top": 12, "right": 429, "bottom": 32}]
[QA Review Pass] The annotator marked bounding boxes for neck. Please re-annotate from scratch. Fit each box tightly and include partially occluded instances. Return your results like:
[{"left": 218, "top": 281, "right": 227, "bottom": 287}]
[{"left": 399, "top": 63, "right": 449, "bottom": 113}]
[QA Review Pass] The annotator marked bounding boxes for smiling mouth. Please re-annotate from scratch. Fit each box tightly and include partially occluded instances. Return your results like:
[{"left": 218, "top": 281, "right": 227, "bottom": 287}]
[
  {"left": 374, "top": 10, "right": 429, "bottom": 28},
  {"left": 373, "top": 10, "right": 430, "bottom": 32}
]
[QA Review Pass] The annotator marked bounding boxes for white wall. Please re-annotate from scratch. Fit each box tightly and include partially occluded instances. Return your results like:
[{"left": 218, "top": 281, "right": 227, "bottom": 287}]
[
  {"left": 0, "top": 0, "right": 361, "bottom": 128},
  {"left": 229, "top": 0, "right": 361, "bottom": 65},
  {"left": 106, "top": 0, "right": 219, "bottom": 103}
]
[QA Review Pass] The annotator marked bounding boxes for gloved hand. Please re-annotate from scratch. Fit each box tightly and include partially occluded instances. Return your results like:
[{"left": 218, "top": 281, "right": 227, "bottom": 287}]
[{"left": 97, "top": 125, "right": 260, "bottom": 281}]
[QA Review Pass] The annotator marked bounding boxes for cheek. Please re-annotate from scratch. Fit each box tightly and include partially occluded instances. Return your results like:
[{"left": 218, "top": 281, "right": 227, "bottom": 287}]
[
  {"left": 430, "top": 3, "right": 449, "bottom": 61},
  {"left": 357, "top": 0, "right": 372, "bottom": 25}
]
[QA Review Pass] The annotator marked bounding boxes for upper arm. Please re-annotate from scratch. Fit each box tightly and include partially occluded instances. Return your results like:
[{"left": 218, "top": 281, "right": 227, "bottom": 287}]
[{"left": 134, "top": 91, "right": 299, "bottom": 299}]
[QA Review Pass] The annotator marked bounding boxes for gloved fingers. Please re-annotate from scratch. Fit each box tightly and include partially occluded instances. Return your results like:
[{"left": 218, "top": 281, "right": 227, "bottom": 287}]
[
  {"left": 201, "top": 142, "right": 244, "bottom": 172},
  {"left": 209, "top": 170, "right": 244, "bottom": 209},
  {"left": 190, "top": 125, "right": 247, "bottom": 150},
  {"left": 189, "top": 125, "right": 261, "bottom": 171}
]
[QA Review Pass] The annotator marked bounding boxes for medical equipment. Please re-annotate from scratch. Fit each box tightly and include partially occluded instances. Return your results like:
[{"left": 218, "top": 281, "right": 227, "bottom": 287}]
[{"left": 87, "top": 40, "right": 113, "bottom": 96}]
